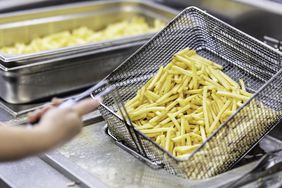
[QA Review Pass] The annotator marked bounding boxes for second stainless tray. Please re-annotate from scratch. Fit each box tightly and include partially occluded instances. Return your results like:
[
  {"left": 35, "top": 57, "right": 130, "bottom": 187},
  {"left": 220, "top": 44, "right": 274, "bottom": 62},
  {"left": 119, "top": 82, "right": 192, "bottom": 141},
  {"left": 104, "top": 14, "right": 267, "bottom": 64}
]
[
  {"left": 0, "top": 0, "right": 177, "bottom": 63},
  {"left": 0, "top": 46, "right": 139, "bottom": 104},
  {"left": 0, "top": 0, "right": 177, "bottom": 104}
]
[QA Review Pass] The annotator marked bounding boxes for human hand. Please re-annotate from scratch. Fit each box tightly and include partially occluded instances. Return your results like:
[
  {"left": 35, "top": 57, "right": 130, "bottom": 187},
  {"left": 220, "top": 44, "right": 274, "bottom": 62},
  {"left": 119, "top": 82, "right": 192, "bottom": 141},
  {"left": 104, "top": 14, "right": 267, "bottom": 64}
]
[
  {"left": 31, "top": 97, "right": 101, "bottom": 148},
  {"left": 27, "top": 98, "right": 63, "bottom": 124},
  {"left": 0, "top": 97, "right": 101, "bottom": 161}
]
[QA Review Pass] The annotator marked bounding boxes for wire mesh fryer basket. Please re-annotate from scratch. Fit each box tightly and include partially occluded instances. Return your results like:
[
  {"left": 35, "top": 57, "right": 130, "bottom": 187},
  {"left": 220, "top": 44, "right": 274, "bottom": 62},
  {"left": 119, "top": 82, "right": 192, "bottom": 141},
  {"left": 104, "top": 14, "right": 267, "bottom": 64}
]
[{"left": 98, "top": 7, "right": 282, "bottom": 179}]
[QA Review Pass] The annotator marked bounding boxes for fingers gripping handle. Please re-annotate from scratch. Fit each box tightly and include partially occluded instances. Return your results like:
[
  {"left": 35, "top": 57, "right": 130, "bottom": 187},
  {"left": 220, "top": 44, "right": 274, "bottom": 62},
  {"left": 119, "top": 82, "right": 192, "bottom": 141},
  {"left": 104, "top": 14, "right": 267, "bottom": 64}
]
[{"left": 28, "top": 80, "right": 112, "bottom": 126}]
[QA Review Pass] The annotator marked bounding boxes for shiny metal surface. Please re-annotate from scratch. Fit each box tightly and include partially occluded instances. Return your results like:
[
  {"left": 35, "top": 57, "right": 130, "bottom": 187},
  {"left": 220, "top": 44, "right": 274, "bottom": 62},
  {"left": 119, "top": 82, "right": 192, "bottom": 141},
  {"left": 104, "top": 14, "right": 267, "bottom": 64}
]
[
  {"left": 98, "top": 5, "right": 282, "bottom": 179},
  {"left": 159, "top": 0, "right": 282, "bottom": 148},
  {"left": 40, "top": 151, "right": 108, "bottom": 188},
  {"left": 58, "top": 122, "right": 282, "bottom": 188},
  {"left": 0, "top": 105, "right": 110, "bottom": 188},
  {"left": 0, "top": 156, "right": 81, "bottom": 188},
  {"left": 161, "top": 0, "right": 282, "bottom": 42},
  {"left": 0, "top": 105, "right": 281, "bottom": 188},
  {"left": 0, "top": 47, "right": 138, "bottom": 104},
  {"left": 0, "top": 0, "right": 177, "bottom": 63},
  {"left": 0, "top": 82, "right": 112, "bottom": 117},
  {"left": 0, "top": 1, "right": 281, "bottom": 187},
  {"left": 0, "top": 101, "right": 277, "bottom": 188},
  {"left": 0, "top": 0, "right": 177, "bottom": 104}
]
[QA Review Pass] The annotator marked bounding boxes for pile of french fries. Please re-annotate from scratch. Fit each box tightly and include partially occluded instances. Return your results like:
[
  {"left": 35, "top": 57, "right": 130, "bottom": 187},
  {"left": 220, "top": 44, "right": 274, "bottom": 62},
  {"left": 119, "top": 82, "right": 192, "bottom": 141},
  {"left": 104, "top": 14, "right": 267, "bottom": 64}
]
[
  {"left": 1, "top": 16, "right": 165, "bottom": 55},
  {"left": 187, "top": 99, "right": 280, "bottom": 178},
  {"left": 125, "top": 48, "right": 253, "bottom": 158}
]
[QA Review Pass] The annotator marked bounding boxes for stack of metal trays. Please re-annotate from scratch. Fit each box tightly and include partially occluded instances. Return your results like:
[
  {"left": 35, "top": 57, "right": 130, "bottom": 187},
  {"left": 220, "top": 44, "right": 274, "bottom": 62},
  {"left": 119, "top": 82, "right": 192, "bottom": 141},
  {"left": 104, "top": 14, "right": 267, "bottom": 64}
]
[{"left": 0, "top": 0, "right": 177, "bottom": 104}]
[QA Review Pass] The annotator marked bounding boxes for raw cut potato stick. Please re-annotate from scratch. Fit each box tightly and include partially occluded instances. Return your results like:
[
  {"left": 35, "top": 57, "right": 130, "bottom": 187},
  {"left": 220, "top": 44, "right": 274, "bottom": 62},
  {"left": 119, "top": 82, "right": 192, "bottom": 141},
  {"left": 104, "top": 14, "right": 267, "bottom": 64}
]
[
  {"left": 217, "top": 91, "right": 249, "bottom": 101},
  {"left": 239, "top": 79, "right": 246, "bottom": 91},
  {"left": 203, "top": 87, "right": 210, "bottom": 131},
  {"left": 123, "top": 48, "right": 252, "bottom": 158}
]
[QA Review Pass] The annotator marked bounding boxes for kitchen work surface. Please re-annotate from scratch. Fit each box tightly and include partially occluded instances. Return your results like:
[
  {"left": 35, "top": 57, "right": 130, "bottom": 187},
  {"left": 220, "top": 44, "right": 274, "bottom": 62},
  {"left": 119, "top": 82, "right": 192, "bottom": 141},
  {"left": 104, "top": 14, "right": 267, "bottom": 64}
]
[
  {"left": 0, "top": 157, "right": 81, "bottom": 188},
  {"left": 0, "top": 113, "right": 281, "bottom": 188},
  {"left": 0, "top": 0, "right": 177, "bottom": 104},
  {"left": 0, "top": 0, "right": 282, "bottom": 187},
  {"left": 58, "top": 122, "right": 282, "bottom": 188}
]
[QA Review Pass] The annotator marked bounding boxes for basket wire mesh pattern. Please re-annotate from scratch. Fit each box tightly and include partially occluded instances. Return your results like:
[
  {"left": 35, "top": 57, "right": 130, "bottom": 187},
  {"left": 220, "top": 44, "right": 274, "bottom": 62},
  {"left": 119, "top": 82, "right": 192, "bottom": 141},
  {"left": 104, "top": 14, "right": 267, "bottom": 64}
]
[{"left": 98, "top": 7, "right": 282, "bottom": 179}]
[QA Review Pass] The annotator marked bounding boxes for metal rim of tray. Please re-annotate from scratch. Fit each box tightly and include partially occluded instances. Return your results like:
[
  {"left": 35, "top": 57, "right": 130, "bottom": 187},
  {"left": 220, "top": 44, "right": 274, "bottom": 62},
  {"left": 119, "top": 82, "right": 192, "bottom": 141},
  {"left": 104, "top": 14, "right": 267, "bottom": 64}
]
[{"left": 0, "top": 40, "right": 146, "bottom": 71}]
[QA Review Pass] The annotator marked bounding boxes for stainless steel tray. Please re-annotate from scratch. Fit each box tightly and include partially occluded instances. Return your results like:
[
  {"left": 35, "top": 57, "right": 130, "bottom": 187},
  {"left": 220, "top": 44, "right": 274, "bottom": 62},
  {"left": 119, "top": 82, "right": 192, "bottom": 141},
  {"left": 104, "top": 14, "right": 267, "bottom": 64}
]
[
  {"left": 0, "top": 0, "right": 177, "bottom": 63},
  {"left": 0, "top": 0, "right": 177, "bottom": 104},
  {"left": 0, "top": 47, "right": 139, "bottom": 104}
]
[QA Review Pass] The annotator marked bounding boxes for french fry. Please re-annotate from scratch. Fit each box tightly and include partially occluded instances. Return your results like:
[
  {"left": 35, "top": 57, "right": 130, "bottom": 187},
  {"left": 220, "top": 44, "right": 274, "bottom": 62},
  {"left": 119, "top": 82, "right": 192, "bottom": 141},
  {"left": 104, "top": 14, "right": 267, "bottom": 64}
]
[
  {"left": 219, "top": 71, "right": 240, "bottom": 88},
  {"left": 165, "top": 129, "right": 173, "bottom": 151},
  {"left": 217, "top": 91, "right": 250, "bottom": 101},
  {"left": 148, "top": 67, "right": 164, "bottom": 90},
  {"left": 174, "top": 144, "right": 201, "bottom": 154},
  {"left": 168, "top": 113, "right": 181, "bottom": 130},
  {"left": 200, "top": 126, "right": 207, "bottom": 141},
  {"left": 239, "top": 79, "right": 246, "bottom": 91},
  {"left": 140, "top": 128, "right": 170, "bottom": 134},
  {"left": 208, "top": 100, "right": 231, "bottom": 134},
  {"left": 203, "top": 87, "right": 209, "bottom": 131}
]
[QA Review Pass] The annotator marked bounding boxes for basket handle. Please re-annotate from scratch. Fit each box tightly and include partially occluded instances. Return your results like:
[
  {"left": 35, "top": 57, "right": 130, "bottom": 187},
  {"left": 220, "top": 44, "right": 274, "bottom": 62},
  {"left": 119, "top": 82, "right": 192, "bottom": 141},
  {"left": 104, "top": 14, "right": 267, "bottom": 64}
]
[
  {"left": 104, "top": 125, "right": 164, "bottom": 169},
  {"left": 110, "top": 86, "right": 149, "bottom": 158}
]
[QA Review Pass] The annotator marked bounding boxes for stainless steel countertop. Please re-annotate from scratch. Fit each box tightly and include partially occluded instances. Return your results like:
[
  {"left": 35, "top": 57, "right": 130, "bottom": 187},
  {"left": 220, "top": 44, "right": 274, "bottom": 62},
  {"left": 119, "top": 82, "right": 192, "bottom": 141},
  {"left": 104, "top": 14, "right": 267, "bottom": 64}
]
[
  {"left": 58, "top": 121, "right": 258, "bottom": 188},
  {"left": 0, "top": 157, "right": 80, "bottom": 188},
  {"left": 0, "top": 0, "right": 282, "bottom": 187},
  {"left": 0, "top": 106, "right": 281, "bottom": 188},
  {"left": 0, "top": 103, "right": 259, "bottom": 188},
  {"left": 0, "top": 103, "right": 86, "bottom": 188}
]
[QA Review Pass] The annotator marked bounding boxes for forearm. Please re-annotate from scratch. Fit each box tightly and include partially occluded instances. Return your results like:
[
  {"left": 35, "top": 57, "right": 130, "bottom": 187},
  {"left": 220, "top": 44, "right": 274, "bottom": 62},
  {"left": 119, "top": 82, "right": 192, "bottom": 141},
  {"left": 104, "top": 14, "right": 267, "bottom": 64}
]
[
  {"left": 0, "top": 98, "right": 98, "bottom": 161},
  {"left": 0, "top": 125, "right": 56, "bottom": 161}
]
